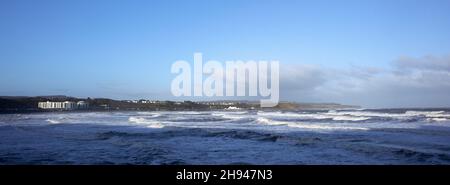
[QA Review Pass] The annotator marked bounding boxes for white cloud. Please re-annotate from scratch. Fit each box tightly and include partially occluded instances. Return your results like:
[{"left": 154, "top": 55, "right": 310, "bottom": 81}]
[{"left": 279, "top": 54, "right": 450, "bottom": 108}]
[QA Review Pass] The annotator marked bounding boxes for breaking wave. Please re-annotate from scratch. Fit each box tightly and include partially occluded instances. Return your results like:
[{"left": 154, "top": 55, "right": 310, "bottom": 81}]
[
  {"left": 46, "top": 119, "right": 61, "bottom": 124},
  {"left": 255, "top": 117, "right": 288, "bottom": 126},
  {"left": 128, "top": 116, "right": 164, "bottom": 128},
  {"left": 136, "top": 112, "right": 161, "bottom": 118},
  {"left": 257, "top": 111, "right": 371, "bottom": 121},
  {"left": 1, "top": 109, "right": 450, "bottom": 164},
  {"left": 256, "top": 110, "right": 450, "bottom": 123},
  {"left": 255, "top": 117, "right": 369, "bottom": 131}
]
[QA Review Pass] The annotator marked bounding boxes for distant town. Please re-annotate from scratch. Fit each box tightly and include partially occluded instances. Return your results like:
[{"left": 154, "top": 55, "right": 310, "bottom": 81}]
[{"left": 0, "top": 95, "right": 360, "bottom": 113}]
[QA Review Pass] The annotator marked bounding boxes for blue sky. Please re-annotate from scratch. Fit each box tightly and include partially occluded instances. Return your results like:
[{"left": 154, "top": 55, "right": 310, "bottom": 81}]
[{"left": 1, "top": 0, "right": 450, "bottom": 107}]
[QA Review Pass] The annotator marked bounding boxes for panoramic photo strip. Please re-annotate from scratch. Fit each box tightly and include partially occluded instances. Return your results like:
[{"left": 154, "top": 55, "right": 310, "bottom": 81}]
[{"left": 1, "top": 0, "right": 449, "bottom": 184}]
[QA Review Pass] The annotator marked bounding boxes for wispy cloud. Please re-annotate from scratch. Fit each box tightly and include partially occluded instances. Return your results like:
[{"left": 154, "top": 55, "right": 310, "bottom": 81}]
[{"left": 279, "top": 54, "right": 450, "bottom": 108}]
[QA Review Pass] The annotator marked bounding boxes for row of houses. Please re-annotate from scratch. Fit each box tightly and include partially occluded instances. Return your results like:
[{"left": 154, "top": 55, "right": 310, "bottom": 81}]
[
  {"left": 124, "top": 100, "right": 159, "bottom": 104},
  {"left": 123, "top": 100, "right": 239, "bottom": 106},
  {"left": 38, "top": 101, "right": 89, "bottom": 110},
  {"left": 199, "top": 101, "right": 236, "bottom": 106}
]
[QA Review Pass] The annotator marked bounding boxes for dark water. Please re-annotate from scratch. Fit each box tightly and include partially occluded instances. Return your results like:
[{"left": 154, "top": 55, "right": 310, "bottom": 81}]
[{"left": 1, "top": 109, "right": 450, "bottom": 164}]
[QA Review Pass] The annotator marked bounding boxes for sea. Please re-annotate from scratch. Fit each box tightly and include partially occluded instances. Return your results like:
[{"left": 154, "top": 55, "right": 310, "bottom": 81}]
[{"left": 1, "top": 109, "right": 450, "bottom": 164}]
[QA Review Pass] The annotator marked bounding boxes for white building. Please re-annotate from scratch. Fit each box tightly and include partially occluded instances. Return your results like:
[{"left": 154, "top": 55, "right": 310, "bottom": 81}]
[
  {"left": 76, "top": 101, "right": 89, "bottom": 109},
  {"left": 38, "top": 101, "right": 88, "bottom": 110},
  {"left": 225, "top": 106, "right": 241, "bottom": 110}
]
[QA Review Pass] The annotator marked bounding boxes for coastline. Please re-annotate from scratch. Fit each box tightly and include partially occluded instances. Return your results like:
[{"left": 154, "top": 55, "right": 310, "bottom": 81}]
[{"left": 0, "top": 95, "right": 361, "bottom": 114}]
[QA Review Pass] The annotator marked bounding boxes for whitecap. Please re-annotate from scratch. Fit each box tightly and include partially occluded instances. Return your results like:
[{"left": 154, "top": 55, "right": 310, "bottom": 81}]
[
  {"left": 405, "top": 111, "right": 447, "bottom": 117},
  {"left": 46, "top": 119, "right": 61, "bottom": 124},
  {"left": 137, "top": 112, "right": 161, "bottom": 118},
  {"left": 426, "top": 118, "right": 448, "bottom": 122},
  {"left": 255, "top": 117, "right": 288, "bottom": 126},
  {"left": 258, "top": 111, "right": 371, "bottom": 121},
  {"left": 254, "top": 116, "right": 369, "bottom": 131},
  {"left": 128, "top": 116, "right": 164, "bottom": 128},
  {"left": 286, "top": 123, "right": 369, "bottom": 131}
]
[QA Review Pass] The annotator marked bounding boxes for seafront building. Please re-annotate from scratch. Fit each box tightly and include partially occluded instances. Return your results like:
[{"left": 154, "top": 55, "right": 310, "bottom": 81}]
[
  {"left": 76, "top": 101, "right": 88, "bottom": 109},
  {"left": 38, "top": 101, "right": 89, "bottom": 110}
]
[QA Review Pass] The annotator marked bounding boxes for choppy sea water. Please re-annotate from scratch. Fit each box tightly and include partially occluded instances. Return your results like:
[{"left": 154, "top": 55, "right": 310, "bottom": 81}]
[{"left": 1, "top": 109, "right": 450, "bottom": 164}]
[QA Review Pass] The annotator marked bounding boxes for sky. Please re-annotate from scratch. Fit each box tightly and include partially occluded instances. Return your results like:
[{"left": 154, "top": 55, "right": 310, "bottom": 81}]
[{"left": 1, "top": 0, "right": 450, "bottom": 108}]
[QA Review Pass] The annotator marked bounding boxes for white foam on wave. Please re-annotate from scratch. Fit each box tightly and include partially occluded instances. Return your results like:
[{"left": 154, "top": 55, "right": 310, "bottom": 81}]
[
  {"left": 328, "top": 111, "right": 407, "bottom": 118},
  {"left": 323, "top": 111, "right": 371, "bottom": 121},
  {"left": 257, "top": 111, "right": 329, "bottom": 120},
  {"left": 137, "top": 112, "right": 161, "bottom": 118},
  {"left": 212, "top": 112, "right": 249, "bottom": 120},
  {"left": 405, "top": 110, "right": 444, "bottom": 115},
  {"left": 257, "top": 111, "right": 371, "bottom": 121},
  {"left": 322, "top": 110, "right": 450, "bottom": 125},
  {"left": 173, "top": 111, "right": 205, "bottom": 115},
  {"left": 128, "top": 116, "right": 164, "bottom": 128},
  {"left": 426, "top": 118, "right": 449, "bottom": 122},
  {"left": 221, "top": 114, "right": 247, "bottom": 120},
  {"left": 38, "top": 112, "right": 132, "bottom": 125},
  {"left": 330, "top": 115, "right": 371, "bottom": 121},
  {"left": 258, "top": 110, "right": 450, "bottom": 122},
  {"left": 405, "top": 111, "right": 450, "bottom": 118},
  {"left": 255, "top": 117, "right": 369, "bottom": 131},
  {"left": 256, "top": 117, "right": 288, "bottom": 125},
  {"left": 46, "top": 119, "right": 61, "bottom": 124},
  {"left": 286, "top": 123, "right": 369, "bottom": 131},
  {"left": 212, "top": 111, "right": 249, "bottom": 118},
  {"left": 257, "top": 111, "right": 301, "bottom": 117}
]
